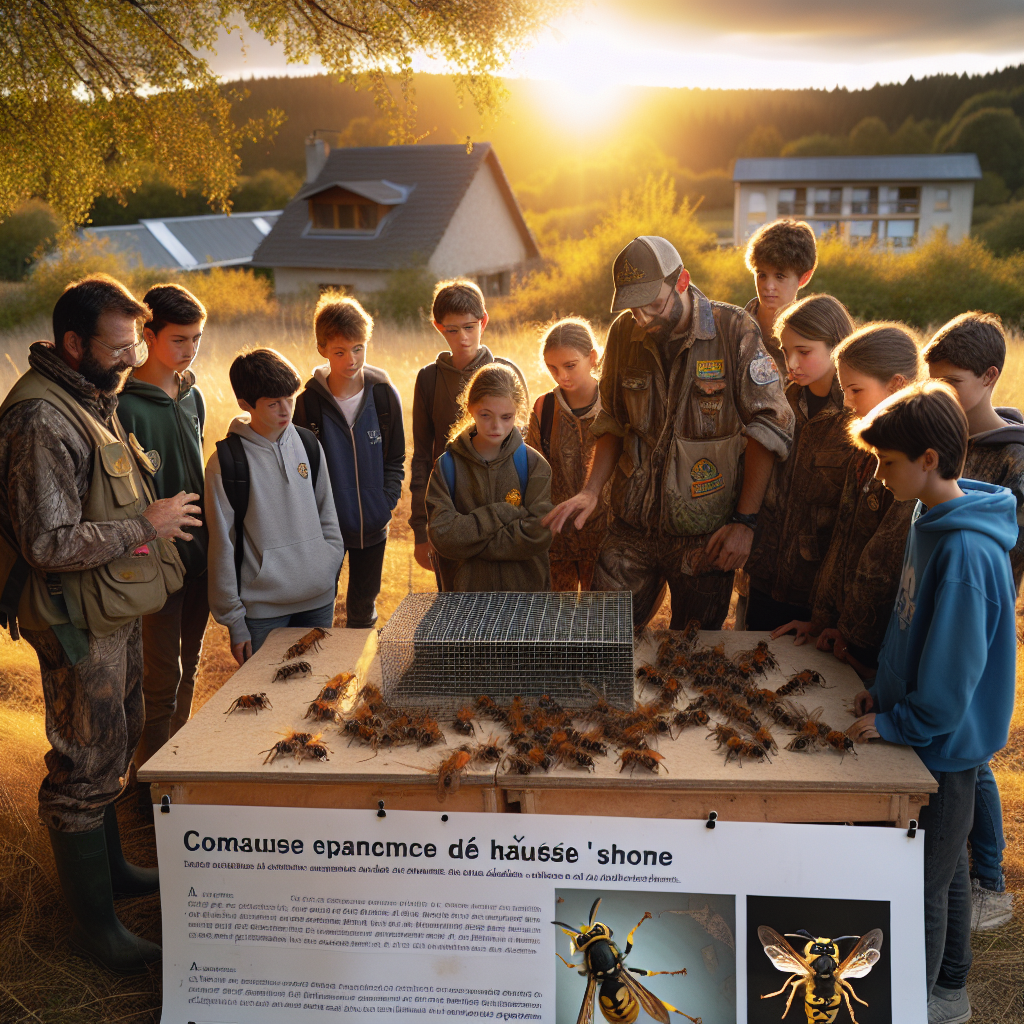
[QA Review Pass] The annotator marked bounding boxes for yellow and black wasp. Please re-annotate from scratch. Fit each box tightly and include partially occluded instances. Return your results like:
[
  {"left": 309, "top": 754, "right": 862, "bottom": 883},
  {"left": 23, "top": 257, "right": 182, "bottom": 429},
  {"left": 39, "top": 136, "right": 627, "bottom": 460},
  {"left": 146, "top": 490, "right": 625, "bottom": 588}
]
[
  {"left": 758, "top": 926, "right": 883, "bottom": 1024},
  {"left": 553, "top": 898, "right": 702, "bottom": 1024}
]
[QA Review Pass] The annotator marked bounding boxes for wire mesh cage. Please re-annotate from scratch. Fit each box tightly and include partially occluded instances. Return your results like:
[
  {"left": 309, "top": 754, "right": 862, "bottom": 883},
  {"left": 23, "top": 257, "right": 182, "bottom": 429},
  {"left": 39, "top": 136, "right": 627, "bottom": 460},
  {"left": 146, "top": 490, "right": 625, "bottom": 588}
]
[{"left": 378, "top": 591, "right": 635, "bottom": 708}]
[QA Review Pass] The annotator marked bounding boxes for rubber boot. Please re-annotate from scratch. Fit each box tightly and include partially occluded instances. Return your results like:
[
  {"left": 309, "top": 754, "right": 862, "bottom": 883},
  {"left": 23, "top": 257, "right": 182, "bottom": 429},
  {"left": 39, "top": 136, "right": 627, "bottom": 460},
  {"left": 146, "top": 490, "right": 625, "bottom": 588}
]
[
  {"left": 104, "top": 802, "right": 159, "bottom": 897},
  {"left": 48, "top": 824, "right": 162, "bottom": 975}
]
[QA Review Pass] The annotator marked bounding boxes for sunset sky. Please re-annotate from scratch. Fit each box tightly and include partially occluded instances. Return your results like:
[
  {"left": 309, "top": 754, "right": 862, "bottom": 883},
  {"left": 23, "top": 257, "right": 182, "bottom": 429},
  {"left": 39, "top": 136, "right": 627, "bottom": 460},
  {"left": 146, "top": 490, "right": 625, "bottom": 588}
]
[{"left": 204, "top": 0, "right": 1024, "bottom": 92}]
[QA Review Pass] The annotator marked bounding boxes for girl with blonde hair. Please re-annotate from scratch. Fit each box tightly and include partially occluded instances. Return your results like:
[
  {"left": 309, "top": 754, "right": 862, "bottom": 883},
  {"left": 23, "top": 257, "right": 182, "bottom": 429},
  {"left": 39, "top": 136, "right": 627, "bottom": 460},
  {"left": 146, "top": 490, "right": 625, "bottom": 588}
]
[
  {"left": 526, "top": 317, "right": 609, "bottom": 591},
  {"left": 426, "top": 364, "right": 552, "bottom": 592}
]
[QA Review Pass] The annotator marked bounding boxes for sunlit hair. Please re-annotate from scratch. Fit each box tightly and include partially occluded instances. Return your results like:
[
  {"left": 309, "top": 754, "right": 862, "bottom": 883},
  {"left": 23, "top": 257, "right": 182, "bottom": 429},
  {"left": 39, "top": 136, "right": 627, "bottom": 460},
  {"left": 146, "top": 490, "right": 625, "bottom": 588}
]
[
  {"left": 314, "top": 293, "right": 373, "bottom": 348},
  {"left": 432, "top": 278, "right": 486, "bottom": 323},
  {"left": 540, "top": 316, "right": 601, "bottom": 365},
  {"left": 229, "top": 348, "right": 301, "bottom": 407},
  {"left": 923, "top": 311, "right": 1006, "bottom": 376},
  {"left": 774, "top": 294, "right": 854, "bottom": 352},
  {"left": 852, "top": 379, "right": 968, "bottom": 480},
  {"left": 143, "top": 282, "right": 206, "bottom": 334},
  {"left": 831, "top": 321, "right": 922, "bottom": 385},
  {"left": 448, "top": 364, "right": 527, "bottom": 443},
  {"left": 53, "top": 273, "right": 148, "bottom": 354},
  {"left": 745, "top": 218, "right": 818, "bottom": 276}
]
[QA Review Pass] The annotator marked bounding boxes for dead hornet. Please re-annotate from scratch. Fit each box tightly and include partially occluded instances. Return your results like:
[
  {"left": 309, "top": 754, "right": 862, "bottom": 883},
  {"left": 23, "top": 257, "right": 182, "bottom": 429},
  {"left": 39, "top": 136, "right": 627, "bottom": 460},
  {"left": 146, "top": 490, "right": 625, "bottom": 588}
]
[
  {"left": 224, "top": 692, "right": 272, "bottom": 714},
  {"left": 777, "top": 669, "right": 827, "bottom": 696},
  {"left": 283, "top": 627, "right": 331, "bottom": 660},
  {"left": 259, "top": 731, "right": 313, "bottom": 764},
  {"left": 272, "top": 660, "right": 313, "bottom": 682},
  {"left": 304, "top": 698, "right": 340, "bottom": 723}
]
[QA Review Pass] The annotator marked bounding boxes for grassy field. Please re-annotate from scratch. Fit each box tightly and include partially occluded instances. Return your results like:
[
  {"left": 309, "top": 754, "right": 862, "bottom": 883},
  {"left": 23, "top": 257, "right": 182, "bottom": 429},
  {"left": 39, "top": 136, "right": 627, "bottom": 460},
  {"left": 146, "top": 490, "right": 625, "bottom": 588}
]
[{"left": 0, "top": 312, "right": 1021, "bottom": 1021}]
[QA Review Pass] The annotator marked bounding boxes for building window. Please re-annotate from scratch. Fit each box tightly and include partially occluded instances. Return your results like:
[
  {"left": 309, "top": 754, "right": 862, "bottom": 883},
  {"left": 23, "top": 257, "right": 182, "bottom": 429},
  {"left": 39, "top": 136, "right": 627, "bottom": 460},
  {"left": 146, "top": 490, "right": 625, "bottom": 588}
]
[
  {"left": 934, "top": 188, "right": 951, "bottom": 212},
  {"left": 777, "top": 187, "right": 806, "bottom": 216},
  {"left": 848, "top": 220, "right": 877, "bottom": 243},
  {"left": 808, "top": 220, "right": 839, "bottom": 238},
  {"left": 814, "top": 188, "right": 842, "bottom": 215},
  {"left": 477, "top": 271, "right": 510, "bottom": 297},
  {"left": 879, "top": 186, "right": 919, "bottom": 215},
  {"left": 852, "top": 187, "right": 878, "bottom": 214},
  {"left": 310, "top": 201, "right": 380, "bottom": 232},
  {"left": 747, "top": 191, "right": 767, "bottom": 223},
  {"left": 884, "top": 219, "right": 917, "bottom": 248}
]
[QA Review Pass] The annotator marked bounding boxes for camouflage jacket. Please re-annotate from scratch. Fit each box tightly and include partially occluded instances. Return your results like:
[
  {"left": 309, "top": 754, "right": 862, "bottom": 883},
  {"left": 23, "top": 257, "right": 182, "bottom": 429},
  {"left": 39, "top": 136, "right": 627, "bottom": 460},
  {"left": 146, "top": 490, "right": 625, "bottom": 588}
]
[
  {"left": 0, "top": 343, "right": 155, "bottom": 576},
  {"left": 964, "top": 407, "right": 1024, "bottom": 591},
  {"left": 810, "top": 451, "right": 914, "bottom": 667},
  {"left": 526, "top": 386, "right": 610, "bottom": 563},
  {"left": 747, "top": 376, "right": 856, "bottom": 607},
  {"left": 591, "top": 286, "right": 794, "bottom": 541}
]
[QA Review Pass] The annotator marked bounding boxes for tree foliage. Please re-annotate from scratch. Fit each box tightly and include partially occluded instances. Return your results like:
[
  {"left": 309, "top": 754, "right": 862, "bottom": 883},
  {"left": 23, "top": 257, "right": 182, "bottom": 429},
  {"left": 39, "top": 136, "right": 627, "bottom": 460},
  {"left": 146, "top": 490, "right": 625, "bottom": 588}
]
[{"left": 0, "top": 0, "right": 567, "bottom": 227}]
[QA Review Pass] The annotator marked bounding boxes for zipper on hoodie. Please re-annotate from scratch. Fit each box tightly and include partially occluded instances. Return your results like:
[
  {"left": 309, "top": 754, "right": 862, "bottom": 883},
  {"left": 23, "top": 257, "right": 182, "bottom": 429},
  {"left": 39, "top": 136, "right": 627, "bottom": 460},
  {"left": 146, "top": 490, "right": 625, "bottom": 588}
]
[{"left": 349, "top": 422, "right": 364, "bottom": 548}]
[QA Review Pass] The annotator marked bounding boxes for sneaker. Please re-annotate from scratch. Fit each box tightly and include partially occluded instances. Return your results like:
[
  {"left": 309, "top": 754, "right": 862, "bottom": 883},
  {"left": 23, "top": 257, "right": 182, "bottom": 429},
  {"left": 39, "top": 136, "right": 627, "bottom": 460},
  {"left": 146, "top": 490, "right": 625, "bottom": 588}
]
[
  {"left": 928, "top": 985, "right": 971, "bottom": 1024},
  {"left": 970, "top": 877, "right": 1013, "bottom": 931}
]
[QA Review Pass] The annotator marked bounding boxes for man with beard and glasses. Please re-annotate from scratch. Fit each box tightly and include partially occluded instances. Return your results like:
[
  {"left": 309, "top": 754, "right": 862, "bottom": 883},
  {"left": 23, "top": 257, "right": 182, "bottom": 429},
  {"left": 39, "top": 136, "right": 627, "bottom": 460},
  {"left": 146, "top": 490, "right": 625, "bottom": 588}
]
[
  {"left": 544, "top": 236, "right": 794, "bottom": 629},
  {"left": 0, "top": 274, "right": 201, "bottom": 974}
]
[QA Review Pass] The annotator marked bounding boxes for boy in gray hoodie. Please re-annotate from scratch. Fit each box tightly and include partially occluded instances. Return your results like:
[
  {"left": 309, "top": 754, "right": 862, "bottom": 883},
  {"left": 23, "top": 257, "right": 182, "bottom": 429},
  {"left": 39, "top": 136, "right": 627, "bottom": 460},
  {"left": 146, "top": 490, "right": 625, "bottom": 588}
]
[{"left": 205, "top": 349, "right": 344, "bottom": 663}]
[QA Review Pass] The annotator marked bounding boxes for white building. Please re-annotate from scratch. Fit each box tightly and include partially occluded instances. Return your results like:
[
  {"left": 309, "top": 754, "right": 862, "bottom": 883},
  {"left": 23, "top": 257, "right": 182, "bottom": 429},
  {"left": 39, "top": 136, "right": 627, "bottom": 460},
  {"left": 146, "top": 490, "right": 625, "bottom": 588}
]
[
  {"left": 252, "top": 140, "right": 540, "bottom": 296},
  {"left": 732, "top": 154, "right": 982, "bottom": 248}
]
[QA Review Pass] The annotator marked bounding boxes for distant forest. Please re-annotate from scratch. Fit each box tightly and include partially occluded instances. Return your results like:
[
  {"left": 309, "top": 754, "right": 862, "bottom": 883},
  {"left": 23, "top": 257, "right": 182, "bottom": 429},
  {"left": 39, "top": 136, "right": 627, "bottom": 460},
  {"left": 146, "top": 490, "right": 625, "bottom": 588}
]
[{"left": 230, "top": 64, "right": 1024, "bottom": 184}]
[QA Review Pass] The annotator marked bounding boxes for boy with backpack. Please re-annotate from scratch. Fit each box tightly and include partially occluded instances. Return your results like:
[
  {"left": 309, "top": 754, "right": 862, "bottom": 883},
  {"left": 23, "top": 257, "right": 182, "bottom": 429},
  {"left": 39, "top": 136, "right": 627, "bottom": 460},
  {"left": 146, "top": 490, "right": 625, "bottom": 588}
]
[
  {"left": 410, "top": 279, "right": 528, "bottom": 591},
  {"left": 293, "top": 295, "right": 404, "bottom": 628},
  {"left": 117, "top": 283, "right": 208, "bottom": 768},
  {"left": 206, "top": 349, "right": 344, "bottom": 663},
  {"left": 923, "top": 311, "right": 1024, "bottom": 936},
  {"left": 847, "top": 381, "right": 1017, "bottom": 1024}
]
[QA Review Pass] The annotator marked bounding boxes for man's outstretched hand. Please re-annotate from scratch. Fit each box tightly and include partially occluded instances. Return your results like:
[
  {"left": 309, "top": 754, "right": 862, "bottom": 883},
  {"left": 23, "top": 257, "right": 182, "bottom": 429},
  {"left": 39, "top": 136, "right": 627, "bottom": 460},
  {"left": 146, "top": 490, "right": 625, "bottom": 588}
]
[
  {"left": 543, "top": 491, "right": 598, "bottom": 535},
  {"left": 143, "top": 491, "right": 201, "bottom": 541}
]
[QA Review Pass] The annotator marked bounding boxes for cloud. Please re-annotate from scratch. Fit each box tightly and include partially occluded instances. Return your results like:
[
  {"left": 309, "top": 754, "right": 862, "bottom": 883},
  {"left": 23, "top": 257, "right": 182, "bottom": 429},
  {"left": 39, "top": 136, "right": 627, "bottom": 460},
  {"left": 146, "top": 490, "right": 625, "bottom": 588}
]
[{"left": 593, "top": 0, "right": 1024, "bottom": 52}]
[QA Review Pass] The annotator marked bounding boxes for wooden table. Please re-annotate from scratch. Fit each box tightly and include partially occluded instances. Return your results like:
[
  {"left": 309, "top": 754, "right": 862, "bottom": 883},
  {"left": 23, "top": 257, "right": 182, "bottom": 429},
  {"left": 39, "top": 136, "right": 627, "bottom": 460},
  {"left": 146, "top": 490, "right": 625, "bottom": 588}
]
[{"left": 140, "top": 627, "right": 936, "bottom": 827}]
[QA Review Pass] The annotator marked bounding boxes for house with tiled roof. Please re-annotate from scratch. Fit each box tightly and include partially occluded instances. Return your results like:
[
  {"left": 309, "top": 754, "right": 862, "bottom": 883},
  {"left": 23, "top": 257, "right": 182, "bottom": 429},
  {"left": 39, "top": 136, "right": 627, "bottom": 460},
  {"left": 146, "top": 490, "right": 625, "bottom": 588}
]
[{"left": 251, "top": 139, "right": 541, "bottom": 296}]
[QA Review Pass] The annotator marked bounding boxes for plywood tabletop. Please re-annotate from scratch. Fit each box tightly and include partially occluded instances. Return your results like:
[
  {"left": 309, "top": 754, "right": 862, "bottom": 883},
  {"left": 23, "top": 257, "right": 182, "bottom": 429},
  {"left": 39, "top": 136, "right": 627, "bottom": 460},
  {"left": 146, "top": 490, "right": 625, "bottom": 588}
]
[{"left": 138, "top": 625, "right": 937, "bottom": 796}]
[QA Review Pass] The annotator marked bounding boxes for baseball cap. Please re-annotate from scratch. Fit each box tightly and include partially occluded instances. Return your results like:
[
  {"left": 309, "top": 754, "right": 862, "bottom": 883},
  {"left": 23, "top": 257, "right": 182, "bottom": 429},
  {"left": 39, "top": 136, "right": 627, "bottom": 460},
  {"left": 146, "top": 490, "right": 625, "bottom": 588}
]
[{"left": 610, "top": 236, "right": 683, "bottom": 313}]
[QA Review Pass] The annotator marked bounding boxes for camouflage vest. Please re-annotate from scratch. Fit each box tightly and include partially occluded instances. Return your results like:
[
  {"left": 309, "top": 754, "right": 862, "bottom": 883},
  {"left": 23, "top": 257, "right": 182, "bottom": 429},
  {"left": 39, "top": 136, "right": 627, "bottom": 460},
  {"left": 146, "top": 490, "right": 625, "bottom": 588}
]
[{"left": 0, "top": 369, "right": 184, "bottom": 639}]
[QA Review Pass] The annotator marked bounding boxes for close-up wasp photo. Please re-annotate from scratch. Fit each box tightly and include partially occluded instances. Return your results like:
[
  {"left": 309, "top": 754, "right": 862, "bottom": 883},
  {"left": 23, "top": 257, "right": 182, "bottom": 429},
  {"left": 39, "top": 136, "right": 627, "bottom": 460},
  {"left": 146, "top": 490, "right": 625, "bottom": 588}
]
[
  {"left": 555, "top": 890, "right": 736, "bottom": 1024},
  {"left": 746, "top": 896, "right": 891, "bottom": 1024}
]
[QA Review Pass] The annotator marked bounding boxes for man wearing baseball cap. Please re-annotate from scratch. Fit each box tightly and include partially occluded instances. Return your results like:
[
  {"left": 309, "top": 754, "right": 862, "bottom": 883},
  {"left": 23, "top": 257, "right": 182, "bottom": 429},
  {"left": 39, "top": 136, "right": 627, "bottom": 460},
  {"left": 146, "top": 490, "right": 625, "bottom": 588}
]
[{"left": 544, "top": 236, "right": 794, "bottom": 628}]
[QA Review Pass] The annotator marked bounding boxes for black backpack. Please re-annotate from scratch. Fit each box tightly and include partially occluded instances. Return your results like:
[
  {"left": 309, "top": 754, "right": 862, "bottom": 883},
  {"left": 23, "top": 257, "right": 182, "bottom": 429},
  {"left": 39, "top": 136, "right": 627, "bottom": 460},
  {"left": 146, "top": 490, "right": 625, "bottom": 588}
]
[
  {"left": 215, "top": 427, "right": 321, "bottom": 593},
  {"left": 538, "top": 392, "right": 555, "bottom": 459}
]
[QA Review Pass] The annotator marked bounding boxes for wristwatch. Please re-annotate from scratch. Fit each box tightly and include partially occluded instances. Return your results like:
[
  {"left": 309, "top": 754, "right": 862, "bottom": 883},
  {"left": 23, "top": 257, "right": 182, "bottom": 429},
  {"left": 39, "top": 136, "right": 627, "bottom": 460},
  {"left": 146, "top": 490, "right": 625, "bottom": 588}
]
[{"left": 730, "top": 511, "right": 758, "bottom": 529}]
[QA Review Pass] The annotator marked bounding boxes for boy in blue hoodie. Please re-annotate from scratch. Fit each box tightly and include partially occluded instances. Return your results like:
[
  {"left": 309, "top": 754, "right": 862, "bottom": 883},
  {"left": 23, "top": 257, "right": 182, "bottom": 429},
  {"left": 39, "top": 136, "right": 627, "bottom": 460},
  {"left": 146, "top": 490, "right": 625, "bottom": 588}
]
[
  {"left": 924, "top": 311, "right": 1024, "bottom": 934},
  {"left": 847, "top": 380, "right": 1017, "bottom": 1024},
  {"left": 293, "top": 296, "right": 404, "bottom": 628}
]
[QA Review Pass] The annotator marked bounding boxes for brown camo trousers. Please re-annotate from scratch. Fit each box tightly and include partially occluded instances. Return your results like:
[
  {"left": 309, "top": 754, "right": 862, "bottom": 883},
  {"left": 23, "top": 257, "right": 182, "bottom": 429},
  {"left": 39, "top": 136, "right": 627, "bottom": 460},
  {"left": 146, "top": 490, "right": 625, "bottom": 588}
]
[
  {"left": 592, "top": 517, "right": 734, "bottom": 630},
  {"left": 21, "top": 619, "right": 144, "bottom": 833}
]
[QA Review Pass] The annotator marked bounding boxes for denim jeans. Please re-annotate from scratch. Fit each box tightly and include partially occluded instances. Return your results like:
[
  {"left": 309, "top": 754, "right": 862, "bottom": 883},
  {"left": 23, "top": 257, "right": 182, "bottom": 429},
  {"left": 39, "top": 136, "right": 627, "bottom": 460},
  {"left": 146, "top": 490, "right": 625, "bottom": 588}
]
[
  {"left": 969, "top": 760, "right": 1006, "bottom": 891},
  {"left": 245, "top": 601, "right": 335, "bottom": 654},
  {"left": 919, "top": 766, "right": 978, "bottom": 993}
]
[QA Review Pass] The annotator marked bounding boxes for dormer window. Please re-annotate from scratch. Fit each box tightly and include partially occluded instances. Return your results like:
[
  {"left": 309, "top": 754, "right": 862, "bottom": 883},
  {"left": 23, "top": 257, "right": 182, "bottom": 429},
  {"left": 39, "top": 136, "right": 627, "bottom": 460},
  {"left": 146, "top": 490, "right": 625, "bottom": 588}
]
[{"left": 309, "top": 187, "right": 384, "bottom": 233}]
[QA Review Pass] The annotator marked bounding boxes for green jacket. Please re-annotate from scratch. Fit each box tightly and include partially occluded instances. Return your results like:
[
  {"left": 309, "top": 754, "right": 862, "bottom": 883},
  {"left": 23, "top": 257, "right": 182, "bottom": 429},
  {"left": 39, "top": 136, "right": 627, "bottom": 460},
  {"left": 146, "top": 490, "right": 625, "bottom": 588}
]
[{"left": 117, "top": 371, "right": 208, "bottom": 578}]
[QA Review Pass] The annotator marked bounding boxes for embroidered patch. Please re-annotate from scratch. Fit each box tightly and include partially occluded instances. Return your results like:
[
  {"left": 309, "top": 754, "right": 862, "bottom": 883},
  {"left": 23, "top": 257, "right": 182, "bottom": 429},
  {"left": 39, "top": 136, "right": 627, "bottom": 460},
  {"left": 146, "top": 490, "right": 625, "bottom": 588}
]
[
  {"left": 367, "top": 429, "right": 382, "bottom": 445},
  {"left": 696, "top": 359, "right": 725, "bottom": 379},
  {"left": 698, "top": 396, "right": 723, "bottom": 417},
  {"left": 616, "top": 257, "right": 645, "bottom": 285},
  {"left": 297, "top": 462, "right": 309, "bottom": 479},
  {"left": 690, "top": 457, "right": 725, "bottom": 498},
  {"left": 749, "top": 354, "right": 780, "bottom": 385},
  {"left": 505, "top": 488, "right": 522, "bottom": 507},
  {"left": 867, "top": 494, "right": 880, "bottom": 512}
]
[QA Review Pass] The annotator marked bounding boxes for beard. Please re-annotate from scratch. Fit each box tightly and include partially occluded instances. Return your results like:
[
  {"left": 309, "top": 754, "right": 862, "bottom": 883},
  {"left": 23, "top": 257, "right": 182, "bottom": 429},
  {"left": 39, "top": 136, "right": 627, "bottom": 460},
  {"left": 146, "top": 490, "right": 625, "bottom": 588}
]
[
  {"left": 644, "top": 290, "right": 684, "bottom": 340},
  {"left": 79, "top": 346, "right": 132, "bottom": 395}
]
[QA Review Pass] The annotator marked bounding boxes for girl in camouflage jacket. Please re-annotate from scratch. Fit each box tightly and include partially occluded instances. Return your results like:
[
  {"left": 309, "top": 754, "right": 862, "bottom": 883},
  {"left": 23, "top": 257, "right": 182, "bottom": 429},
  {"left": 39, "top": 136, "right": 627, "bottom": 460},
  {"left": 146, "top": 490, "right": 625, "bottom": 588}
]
[
  {"left": 427, "top": 365, "right": 552, "bottom": 593},
  {"left": 526, "top": 319, "right": 610, "bottom": 591},
  {"left": 774, "top": 323, "right": 923, "bottom": 677}
]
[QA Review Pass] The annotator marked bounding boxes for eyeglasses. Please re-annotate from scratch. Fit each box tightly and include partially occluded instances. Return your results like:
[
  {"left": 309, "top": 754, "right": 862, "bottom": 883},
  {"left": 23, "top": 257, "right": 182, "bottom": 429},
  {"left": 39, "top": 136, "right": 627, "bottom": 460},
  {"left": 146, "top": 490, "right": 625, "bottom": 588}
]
[{"left": 89, "top": 334, "right": 148, "bottom": 364}]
